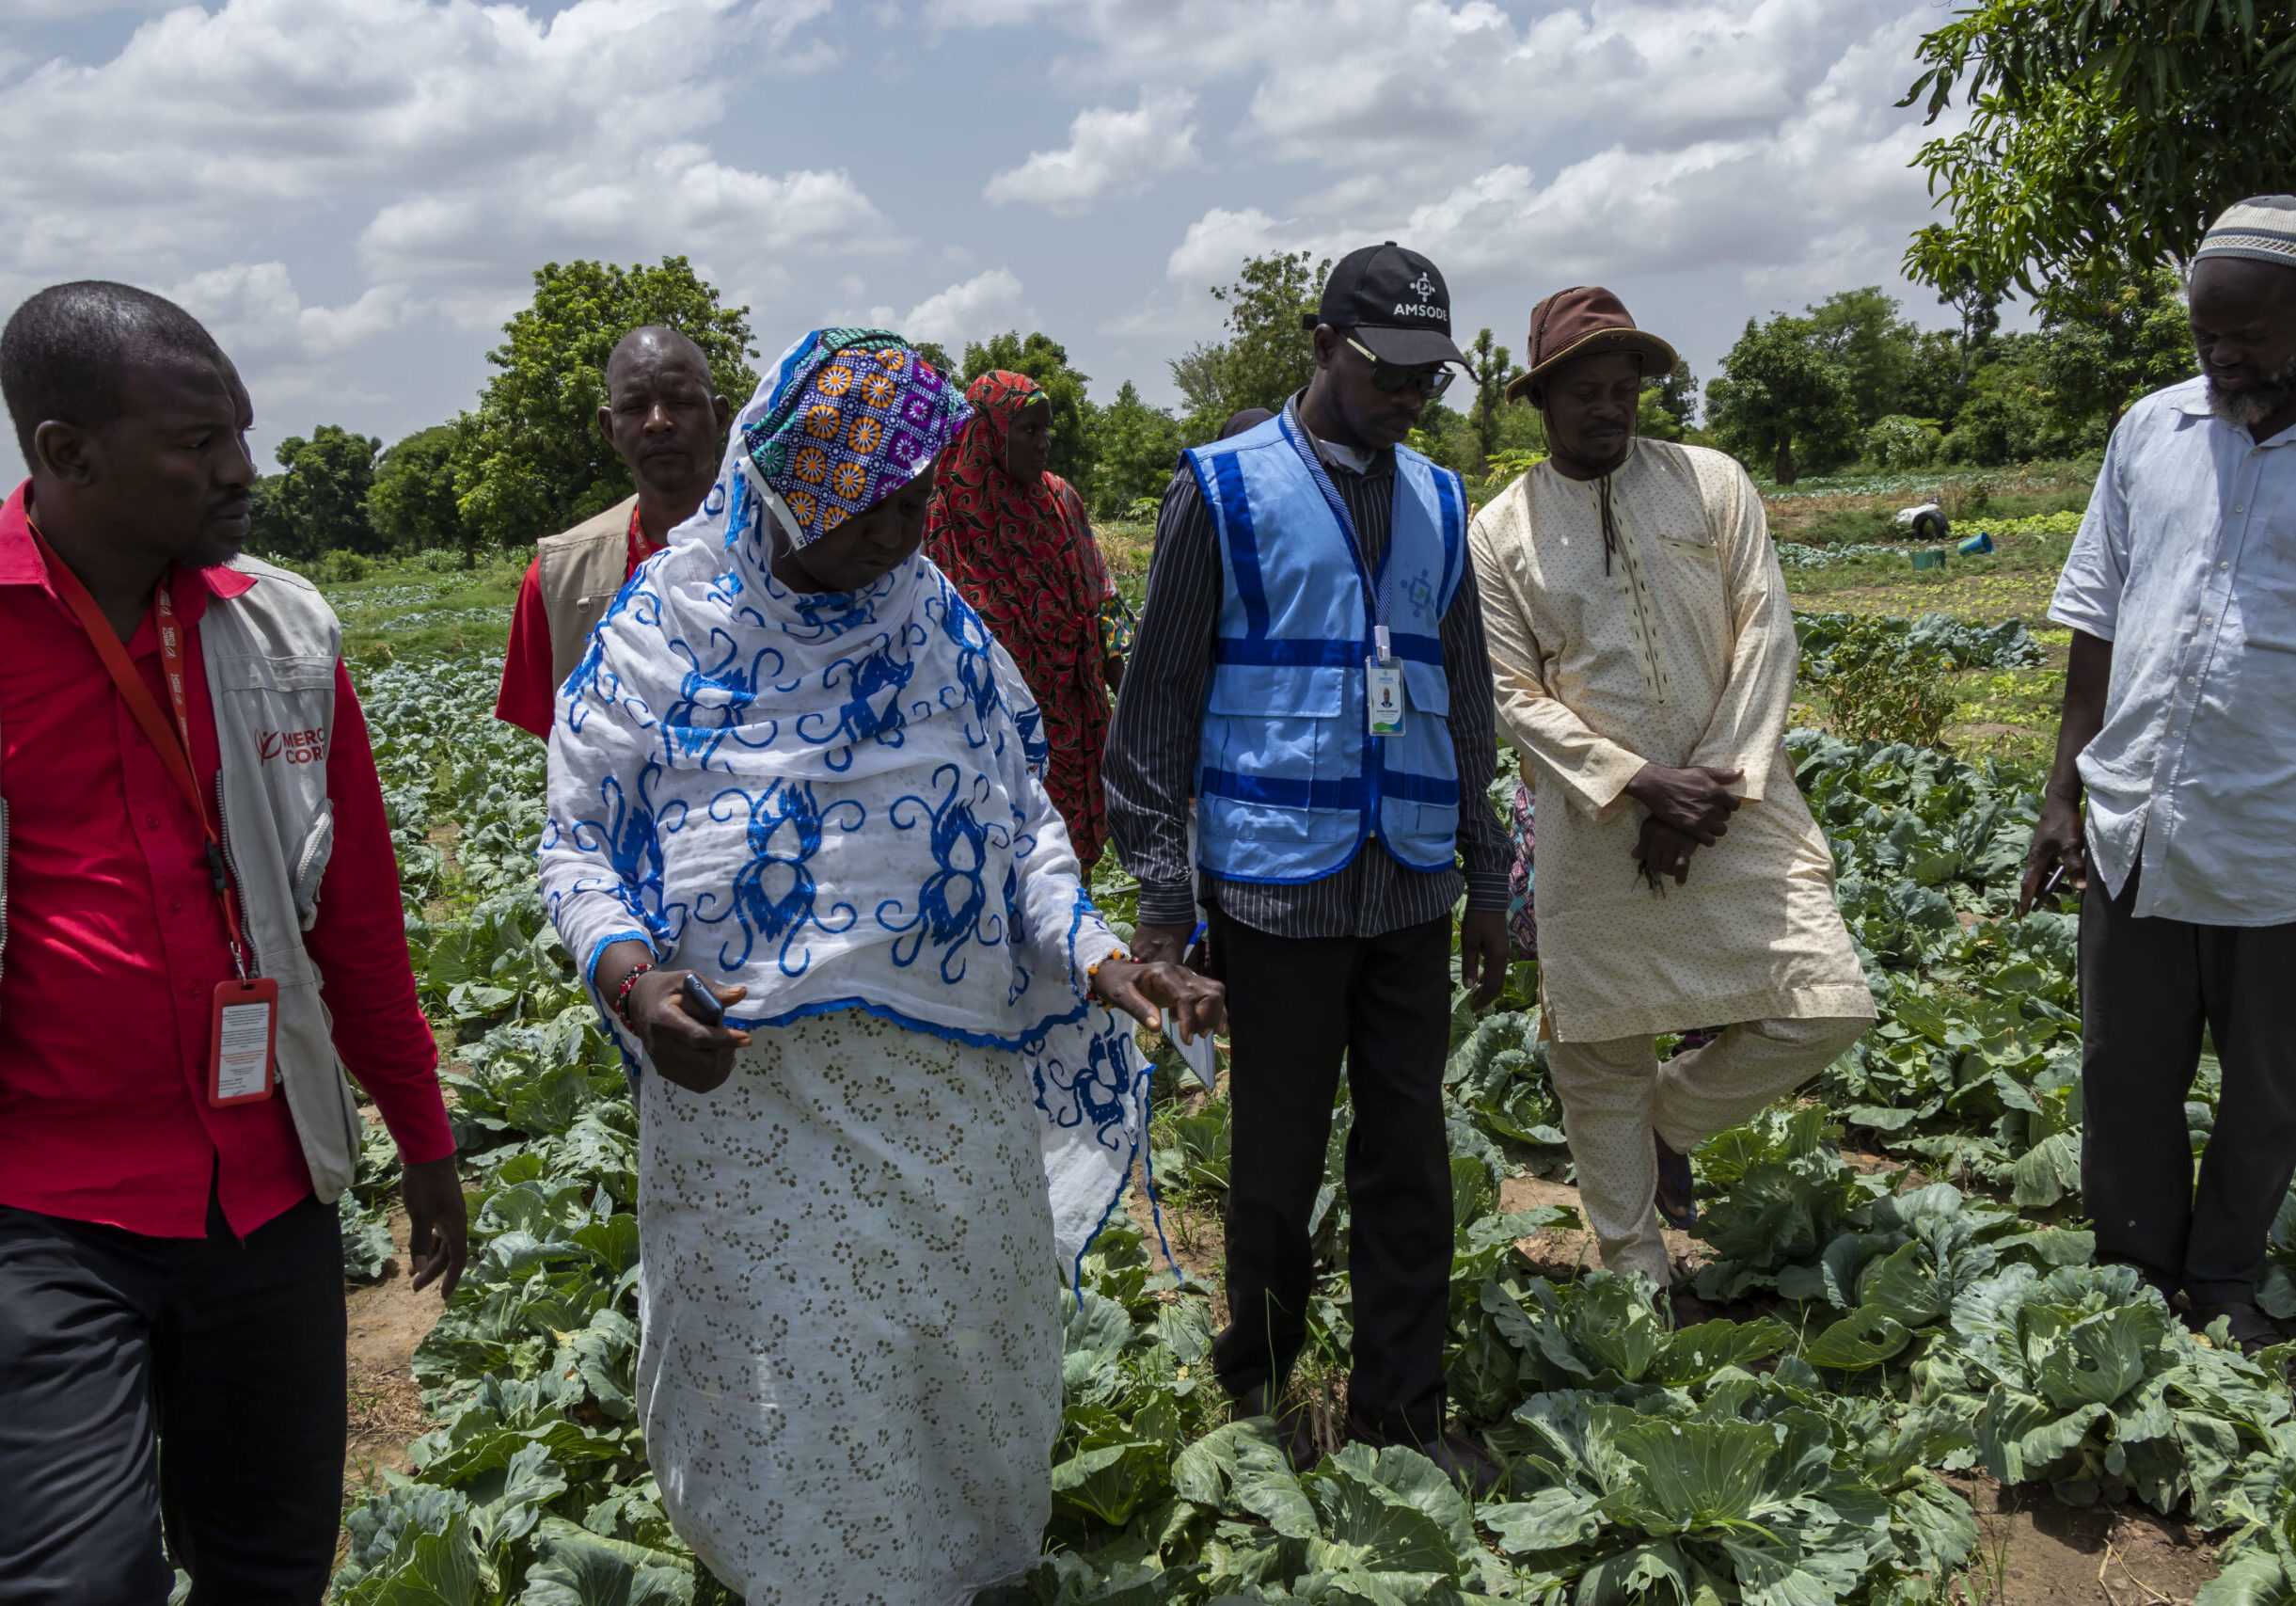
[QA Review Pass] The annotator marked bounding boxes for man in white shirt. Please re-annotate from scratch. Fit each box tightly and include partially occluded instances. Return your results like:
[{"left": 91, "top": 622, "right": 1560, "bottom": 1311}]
[{"left": 2025, "top": 195, "right": 2296, "bottom": 1351}]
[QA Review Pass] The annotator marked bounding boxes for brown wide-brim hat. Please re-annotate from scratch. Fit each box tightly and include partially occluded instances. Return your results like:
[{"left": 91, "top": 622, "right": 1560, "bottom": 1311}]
[{"left": 1504, "top": 285, "right": 1679, "bottom": 403}]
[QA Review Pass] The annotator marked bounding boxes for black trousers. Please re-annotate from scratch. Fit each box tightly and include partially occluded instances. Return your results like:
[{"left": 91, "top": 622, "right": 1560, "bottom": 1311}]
[
  {"left": 1207, "top": 909, "right": 1454, "bottom": 1440},
  {"left": 2082, "top": 869, "right": 2296, "bottom": 1304},
  {"left": 0, "top": 1190, "right": 345, "bottom": 1605}
]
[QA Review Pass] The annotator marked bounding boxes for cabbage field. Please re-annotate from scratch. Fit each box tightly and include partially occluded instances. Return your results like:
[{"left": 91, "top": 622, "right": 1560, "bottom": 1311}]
[{"left": 325, "top": 615, "right": 2296, "bottom": 1605}]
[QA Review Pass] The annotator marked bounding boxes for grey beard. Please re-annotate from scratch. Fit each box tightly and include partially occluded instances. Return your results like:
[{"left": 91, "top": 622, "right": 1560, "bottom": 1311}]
[{"left": 2209, "top": 353, "right": 2296, "bottom": 429}]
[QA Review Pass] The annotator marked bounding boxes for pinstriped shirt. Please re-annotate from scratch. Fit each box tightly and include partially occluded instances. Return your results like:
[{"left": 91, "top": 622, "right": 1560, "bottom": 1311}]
[{"left": 1103, "top": 398, "right": 1510, "bottom": 938}]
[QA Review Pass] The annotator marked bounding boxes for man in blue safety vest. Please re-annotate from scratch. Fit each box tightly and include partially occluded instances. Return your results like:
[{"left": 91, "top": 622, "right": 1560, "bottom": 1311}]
[{"left": 1105, "top": 244, "right": 1511, "bottom": 1489}]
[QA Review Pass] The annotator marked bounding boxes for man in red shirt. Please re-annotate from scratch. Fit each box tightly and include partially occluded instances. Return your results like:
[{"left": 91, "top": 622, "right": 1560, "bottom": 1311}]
[
  {"left": 0, "top": 282, "right": 463, "bottom": 1602},
  {"left": 494, "top": 326, "right": 732, "bottom": 738}
]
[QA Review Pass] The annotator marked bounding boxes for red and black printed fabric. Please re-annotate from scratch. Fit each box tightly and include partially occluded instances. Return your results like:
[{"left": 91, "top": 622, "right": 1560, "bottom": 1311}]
[{"left": 925, "top": 370, "right": 1116, "bottom": 871}]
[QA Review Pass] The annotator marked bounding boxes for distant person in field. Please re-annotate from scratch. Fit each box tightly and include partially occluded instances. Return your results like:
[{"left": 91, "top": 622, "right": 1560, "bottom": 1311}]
[
  {"left": 924, "top": 369, "right": 1127, "bottom": 870},
  {"left": 0, "top": 282, "right": 463, "bottom": 1600},
  {"left": 2024, "top": 196, "right": 2296, "bottom": 1354},
  {"left": 537, "top": 326, "right": 1221, "bottom": 1601},
  {"left": 1470, "top": 285, "right": 1873, "bottom": 1303},
  {"left": 1104, "top": 243, "right": 1511, "bottom": 1491},
  {"left": 493, "top": 325, "right": 731, "bottom": 738}
]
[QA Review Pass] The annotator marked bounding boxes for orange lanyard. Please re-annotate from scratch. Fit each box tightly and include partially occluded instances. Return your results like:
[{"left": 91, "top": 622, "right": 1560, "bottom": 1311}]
[{"left": 32, "top": 530, "right": 252, "bottom": 978}]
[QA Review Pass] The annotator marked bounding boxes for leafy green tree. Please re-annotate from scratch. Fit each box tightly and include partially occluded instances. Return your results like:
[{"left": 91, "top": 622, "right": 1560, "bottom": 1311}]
[
  {"left": 1168, "top": 251, "right": 1333, "bottom": 440},
  {"left": 1804, "top": 288, "right": 1920, "bottom": 427},
  {"left": 1635, "top": 390, "right": 1684, "bottom": 443},
  {"left": 1460, "top": 328, "right": 1523, "bottom": 462},
  {"left": 1939, "top": 272, "right": 2193, "bottom": 465},
  {"left": 1650, "top": 359, "right": 1700, "bottom": 431},
  {"left": 1705, "top": 315, "right": 1860, "bottom": 484},
  {"left": 1405, "top": 400, "right": 1482, "bottom": 474},
  {"left": 453, "top": 257, "right": 757, "bottom": 550},
  {"left": 1919, "top": 250, "right": 2005, "bottom": 383},
  {"left": 1896, "top": 328, "right": 1975, "bottom": 426},
  {"left": 1638, "top": 359, "right": 1701, "bottom": 441},
  {"left": 1863, "top": 415, "right": 1945, "bottom": 471},
  {"left": 1941, "top": 339, "right": 2064, "bottom": 465},
  {"left": 1903, "top": 0, "right": 2296, "bottom": 300},
  {"left": 1211, "top": 250, "right": 1328, "bottom": 412},
  {"left": 245, "top": 473, "right": 293, "bottom": 560},
  {"left": 2036, "top": 267, "right": 2193, "bottom": 431},
  {"left": 368, "top": 425, "right": 467, "bottom": 557},
  {"left": 961, "top": 330, "right": 1099, "bottom": 493},
  {"left": 270, "top": 425, "right": 382, "bottom": 559},
  {"left": 1166, "top": 343, "right": 1227, "bottom": 413},
  {"left": 1492, "top": 399, "right": 1548, "bottom": 456},
  {"left": 912, "top": 341, "right": 957, "bottom": 379},
  {"left": 1092, "top": 380, "right": 1183, "bottom": 517}
]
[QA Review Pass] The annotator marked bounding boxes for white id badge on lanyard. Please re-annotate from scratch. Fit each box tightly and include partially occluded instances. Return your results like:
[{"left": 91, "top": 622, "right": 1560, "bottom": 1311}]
[
  {"left": 1367, "top": 661, "right": 1404, "bottom": 735},
  {"left": 1368, "top": 622, "right": 1404, "bottom": 736},
  {"left": 208, "top": 977, "right": 278, "bottom": 1106}
]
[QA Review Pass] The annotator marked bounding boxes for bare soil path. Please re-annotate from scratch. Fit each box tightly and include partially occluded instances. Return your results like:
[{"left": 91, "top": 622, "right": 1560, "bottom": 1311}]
[{"left": 343, "top": 1206, "right": 448, "bottom": 1507}]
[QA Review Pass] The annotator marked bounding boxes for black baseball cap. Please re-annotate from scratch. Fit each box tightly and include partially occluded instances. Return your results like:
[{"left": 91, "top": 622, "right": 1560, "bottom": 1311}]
[{"left": 1302, "top": 241, "right": 1465, "bottom": 368}]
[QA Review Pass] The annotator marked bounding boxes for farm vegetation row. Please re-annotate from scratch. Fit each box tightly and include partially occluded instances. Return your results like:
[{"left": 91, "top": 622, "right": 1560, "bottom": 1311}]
[{"left": 328, "top": 628, "right": 2296, "bottom": 1606}]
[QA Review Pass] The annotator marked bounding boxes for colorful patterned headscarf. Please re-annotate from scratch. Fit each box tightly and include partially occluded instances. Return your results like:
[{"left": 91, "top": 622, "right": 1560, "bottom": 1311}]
[{"left": 742, "top": 328, "right": 972, "bottom": 546}]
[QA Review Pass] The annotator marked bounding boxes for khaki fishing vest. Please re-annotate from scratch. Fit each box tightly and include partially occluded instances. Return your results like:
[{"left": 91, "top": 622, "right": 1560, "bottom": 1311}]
[
  {"left": 1, "top": 555, "right": 368, "bottom": 1202},
  {"left": 536, "top": 495, "right": 639, "bottom": 688}
]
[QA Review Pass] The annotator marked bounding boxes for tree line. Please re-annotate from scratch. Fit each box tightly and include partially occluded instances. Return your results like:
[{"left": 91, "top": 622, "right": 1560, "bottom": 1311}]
[
  {"left": 1705, "top": 267, "right": 2193, "bottom": 484},
  {"left": 245, "top": 243, "right": 2208, "bottom": 565}
]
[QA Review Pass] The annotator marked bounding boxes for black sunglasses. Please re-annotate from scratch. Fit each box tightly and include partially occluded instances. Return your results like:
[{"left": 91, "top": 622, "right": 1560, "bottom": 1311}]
[{"left": 1344, "top": 335, "right": 1454, "bottom": 399}]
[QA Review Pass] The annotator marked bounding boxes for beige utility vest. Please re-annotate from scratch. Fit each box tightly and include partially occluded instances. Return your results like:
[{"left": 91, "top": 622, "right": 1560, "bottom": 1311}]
[
  {"left": 536, "top": 494, "right": 639, "bottom": 688},
  {"left": 0, "top": 555, "right": 370, "bottom": 1201}
]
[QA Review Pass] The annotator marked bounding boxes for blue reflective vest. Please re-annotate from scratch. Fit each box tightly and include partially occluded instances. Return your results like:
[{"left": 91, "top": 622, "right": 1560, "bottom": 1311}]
[{"left": 1187, "top": 412, "right": 1466, "bottom": 883}]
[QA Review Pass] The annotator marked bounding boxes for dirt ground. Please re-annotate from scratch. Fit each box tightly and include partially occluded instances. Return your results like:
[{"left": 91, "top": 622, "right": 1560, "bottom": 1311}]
[
  {"left": 1128, "top": 1160, "right": 2228, "bottom": 1603},
  {"left": 1946, "top": 1472, "right": 2221, "bottom": 1605},
  {"left": 342, "top": 1207, "right": 448, "bottom": 1507}
]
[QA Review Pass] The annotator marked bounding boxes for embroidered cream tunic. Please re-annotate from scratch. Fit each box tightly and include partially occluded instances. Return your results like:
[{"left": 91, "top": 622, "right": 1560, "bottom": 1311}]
[{"left": 1470, "top": 440, "right": 1872, "bottom": 1042}]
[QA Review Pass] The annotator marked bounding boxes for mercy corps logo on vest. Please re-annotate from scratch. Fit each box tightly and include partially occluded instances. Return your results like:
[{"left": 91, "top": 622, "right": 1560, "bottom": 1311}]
[{"left": 258, "top": 726, "right": 327, "bottom": 765}]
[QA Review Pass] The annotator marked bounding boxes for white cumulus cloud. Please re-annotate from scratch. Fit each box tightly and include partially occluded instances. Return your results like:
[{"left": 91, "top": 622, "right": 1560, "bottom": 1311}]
[
  {"left": 983, "top": 86, "right": 1201, "bottom": 215},
  {"left": 0, "top": 0, "right": 870, "bottom": 456},
  {"left": 895, "top": 268, "right": 1033, "bottom": 349}
]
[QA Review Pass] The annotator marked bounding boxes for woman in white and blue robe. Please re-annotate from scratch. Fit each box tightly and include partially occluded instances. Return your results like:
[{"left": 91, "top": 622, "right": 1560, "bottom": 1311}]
[{"left": 538, "top": 329, "right": 1222, "bottom": 1604}]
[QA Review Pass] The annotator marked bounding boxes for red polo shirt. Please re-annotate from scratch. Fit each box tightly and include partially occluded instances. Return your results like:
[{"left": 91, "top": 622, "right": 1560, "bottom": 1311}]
[
  {"left": 0, "top": 482, "right": 452, "bottom": 1238},
  {"left": 494, "top": 505, "right": 659, "bottom": 739}
]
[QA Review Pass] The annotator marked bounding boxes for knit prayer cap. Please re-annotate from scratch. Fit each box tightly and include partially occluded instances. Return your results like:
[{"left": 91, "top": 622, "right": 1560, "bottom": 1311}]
[
  {"left": 744, "top": 329, "right": 972, "bottom": 546},
  {"left": 2194, "top": 196, "right": 2296, "bottom": 270}
]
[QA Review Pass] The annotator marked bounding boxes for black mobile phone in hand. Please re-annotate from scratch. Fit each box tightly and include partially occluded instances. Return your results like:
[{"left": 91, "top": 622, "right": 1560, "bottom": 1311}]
[{"left": 680, "top": 972, "right": 726, "bottom": 1027}]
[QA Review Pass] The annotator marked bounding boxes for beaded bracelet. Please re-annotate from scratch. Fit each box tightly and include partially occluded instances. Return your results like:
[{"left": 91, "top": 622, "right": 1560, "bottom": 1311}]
[
  {"left": 1086, "top": 949, "right": 1130, "bottom": 986},
  {"left": 611, "top": 961, "right": 656, "bottom": 1027}
]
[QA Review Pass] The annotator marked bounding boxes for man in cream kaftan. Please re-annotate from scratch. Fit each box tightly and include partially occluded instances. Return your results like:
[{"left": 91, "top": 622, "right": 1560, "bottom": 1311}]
[{"left": 1472, "top": 324, "right": 1872, "bottom": 1288}]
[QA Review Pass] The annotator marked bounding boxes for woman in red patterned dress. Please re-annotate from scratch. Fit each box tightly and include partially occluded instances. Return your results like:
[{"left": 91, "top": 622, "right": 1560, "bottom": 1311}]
[{"left": 925, "top": 370, "right": 1125, "bottom": 870}]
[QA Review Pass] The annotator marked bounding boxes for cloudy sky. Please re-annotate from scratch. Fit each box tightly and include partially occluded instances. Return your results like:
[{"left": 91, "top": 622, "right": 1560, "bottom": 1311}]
[{"left": 0, "top": 0, "right": 1975, "bottom": 478}]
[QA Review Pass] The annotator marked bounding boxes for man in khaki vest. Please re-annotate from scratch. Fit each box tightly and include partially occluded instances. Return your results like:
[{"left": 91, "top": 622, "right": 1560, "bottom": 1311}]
[{"left": 493, "top": 326, "right": 731, "bottom": 737}]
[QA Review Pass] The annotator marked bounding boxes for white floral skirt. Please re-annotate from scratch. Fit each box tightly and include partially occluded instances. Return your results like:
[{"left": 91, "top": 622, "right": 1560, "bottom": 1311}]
[{"left": 635, "top": 1010, "right": 1062, "bottom": 1605}]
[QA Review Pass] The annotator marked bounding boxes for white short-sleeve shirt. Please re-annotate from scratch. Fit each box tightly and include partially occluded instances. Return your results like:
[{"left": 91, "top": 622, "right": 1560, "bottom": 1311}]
[{"left": 2050, "top": 377, "right": 2296, "bottom": 926}]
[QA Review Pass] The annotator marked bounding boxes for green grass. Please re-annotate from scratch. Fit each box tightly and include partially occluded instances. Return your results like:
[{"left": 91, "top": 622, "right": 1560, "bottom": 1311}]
[
  {"left": 1784, "top": 534, "right": 2074, "bottom": 614},
  {"left": 1785, "top": 485, "right": 2092, "bottom": 550},
  {"left": 305, "top": 552, "right": 529, "bottom": 663}
]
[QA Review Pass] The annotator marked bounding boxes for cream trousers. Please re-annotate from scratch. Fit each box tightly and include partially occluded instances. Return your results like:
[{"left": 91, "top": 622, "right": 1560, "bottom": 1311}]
[{"left": 1546, "top": 1016, "right": 1870, "bottom": 1289}]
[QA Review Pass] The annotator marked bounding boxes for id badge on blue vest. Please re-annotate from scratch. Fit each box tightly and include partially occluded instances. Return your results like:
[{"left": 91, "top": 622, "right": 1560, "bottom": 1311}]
[{"left": 1367, "top": 659, "right": 1404, "bottom": 736}]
